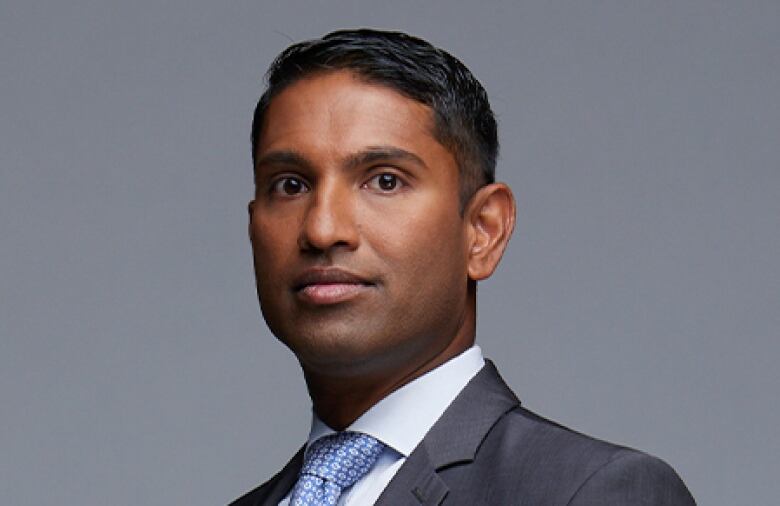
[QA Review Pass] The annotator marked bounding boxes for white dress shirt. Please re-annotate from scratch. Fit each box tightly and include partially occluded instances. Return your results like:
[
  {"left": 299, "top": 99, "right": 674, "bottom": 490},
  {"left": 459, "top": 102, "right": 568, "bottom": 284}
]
[{"left": 279, "top": 345, "right": 485, "bottom": 506}]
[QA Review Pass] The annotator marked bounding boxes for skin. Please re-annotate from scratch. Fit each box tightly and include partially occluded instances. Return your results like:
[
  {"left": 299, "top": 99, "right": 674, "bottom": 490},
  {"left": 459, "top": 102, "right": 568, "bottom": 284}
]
[{"left": 249, "top": 71, "right": 515, "bottom": 429}]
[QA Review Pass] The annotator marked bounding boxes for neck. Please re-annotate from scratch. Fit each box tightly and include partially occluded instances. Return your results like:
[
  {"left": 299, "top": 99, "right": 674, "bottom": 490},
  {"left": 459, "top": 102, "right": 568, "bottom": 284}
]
[{"left": 303, "top": 312, "right": 476, "bottom": 430}]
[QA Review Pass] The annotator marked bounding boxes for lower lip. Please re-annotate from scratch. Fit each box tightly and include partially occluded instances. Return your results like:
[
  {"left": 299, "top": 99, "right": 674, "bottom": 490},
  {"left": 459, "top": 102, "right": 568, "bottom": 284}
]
[{"left": 297, "top": 283, "right": 371, "bottom": 305}]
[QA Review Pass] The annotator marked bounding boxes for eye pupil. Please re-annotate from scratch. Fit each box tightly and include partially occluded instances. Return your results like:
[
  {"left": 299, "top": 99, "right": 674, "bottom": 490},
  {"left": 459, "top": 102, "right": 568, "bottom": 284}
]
[
  {"left": 378, "top": 174, "right": 396, "bottom": 191},
  {"left": 282, "top": 178, "right": 302, "bottom": 194}
]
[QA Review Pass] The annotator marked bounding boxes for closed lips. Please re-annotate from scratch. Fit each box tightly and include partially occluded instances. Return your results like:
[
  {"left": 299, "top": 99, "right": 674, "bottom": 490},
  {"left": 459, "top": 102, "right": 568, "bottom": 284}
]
[{"left": 293, "top": 269, "right": 374, "bottom": 291}]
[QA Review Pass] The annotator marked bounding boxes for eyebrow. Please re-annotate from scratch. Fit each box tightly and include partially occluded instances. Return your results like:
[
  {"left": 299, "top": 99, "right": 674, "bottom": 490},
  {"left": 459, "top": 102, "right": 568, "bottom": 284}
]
[
  {"left": 255, "top": 150, "right": 313, "bottom": 172},
  {"left": 255, "top": 146, "right": 428, "bottom": 173},
  {"left": 343, "top": 146, "right": 428, "bottom": 171}
]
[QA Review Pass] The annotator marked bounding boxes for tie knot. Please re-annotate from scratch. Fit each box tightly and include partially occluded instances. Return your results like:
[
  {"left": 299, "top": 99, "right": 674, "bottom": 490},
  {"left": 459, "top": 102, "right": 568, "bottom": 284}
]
[{"left": 301, "top": 431, "right": 385, "bottom": 489}]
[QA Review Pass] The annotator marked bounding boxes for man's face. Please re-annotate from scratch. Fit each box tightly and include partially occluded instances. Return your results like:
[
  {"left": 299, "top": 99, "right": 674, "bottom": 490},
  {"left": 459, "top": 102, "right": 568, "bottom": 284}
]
[{"left": 249, "top": 71, "right": 473, "bottom": 380}]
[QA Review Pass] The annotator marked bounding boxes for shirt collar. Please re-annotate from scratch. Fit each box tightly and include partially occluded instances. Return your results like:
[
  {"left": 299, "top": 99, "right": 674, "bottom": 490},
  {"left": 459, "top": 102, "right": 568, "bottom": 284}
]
[{"left": 305, "top": 345, "right": 485, "bottom": 457}]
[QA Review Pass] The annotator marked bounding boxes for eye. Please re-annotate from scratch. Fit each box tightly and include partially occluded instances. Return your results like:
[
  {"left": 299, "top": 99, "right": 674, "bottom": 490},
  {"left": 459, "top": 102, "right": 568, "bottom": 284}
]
[
  {"left": 364, "top": 173, "right": 404, "bottom": 192},
  {"left": 271, "top": 176, "right": 308, "bottom": 196}
]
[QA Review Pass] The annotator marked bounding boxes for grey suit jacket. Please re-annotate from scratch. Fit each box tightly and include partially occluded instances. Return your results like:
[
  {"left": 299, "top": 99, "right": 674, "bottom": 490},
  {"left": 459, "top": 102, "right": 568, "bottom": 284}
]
[{"left": 230, "top": 361, "right": 695, "bottom": 505}]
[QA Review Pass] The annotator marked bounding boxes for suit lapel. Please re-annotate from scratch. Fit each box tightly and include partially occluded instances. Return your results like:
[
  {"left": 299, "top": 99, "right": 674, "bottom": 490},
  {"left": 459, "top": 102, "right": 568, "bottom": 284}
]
[
  {"left": 374, "top": 361, "right": 519, "bottom": 505},
  {"left": 254, "top": 446, "right": 304, "bottom": 506},
  {"left": 373, "top": 444, "right": 448, "bottom": 506}
]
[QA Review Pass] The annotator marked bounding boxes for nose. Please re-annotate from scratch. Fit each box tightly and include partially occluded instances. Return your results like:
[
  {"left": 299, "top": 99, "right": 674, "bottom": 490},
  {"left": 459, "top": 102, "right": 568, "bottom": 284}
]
[{"left": 298, "top": 179, "right": 359, "bottom": 253}]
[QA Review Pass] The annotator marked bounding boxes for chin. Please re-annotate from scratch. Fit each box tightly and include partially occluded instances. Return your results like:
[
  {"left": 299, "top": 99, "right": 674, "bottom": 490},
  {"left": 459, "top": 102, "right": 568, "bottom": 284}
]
[{"left": 283, "top": 327, "right": 401, "bottom": 376}]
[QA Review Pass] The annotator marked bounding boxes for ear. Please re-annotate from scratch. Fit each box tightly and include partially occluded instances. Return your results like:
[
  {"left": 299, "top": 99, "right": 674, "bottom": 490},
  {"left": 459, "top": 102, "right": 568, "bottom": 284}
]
[
  {"left": 247, "top": 199, "right": 258, "bottom": 242},
  {"left": 464, "top": 183, "right": 516, "bottom": 281}
]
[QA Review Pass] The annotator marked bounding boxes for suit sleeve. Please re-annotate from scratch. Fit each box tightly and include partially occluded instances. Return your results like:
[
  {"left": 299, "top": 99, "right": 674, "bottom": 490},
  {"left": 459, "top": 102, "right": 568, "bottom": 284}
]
[{"left": 567, "top": 451, "right": 696, "bottom": 506}]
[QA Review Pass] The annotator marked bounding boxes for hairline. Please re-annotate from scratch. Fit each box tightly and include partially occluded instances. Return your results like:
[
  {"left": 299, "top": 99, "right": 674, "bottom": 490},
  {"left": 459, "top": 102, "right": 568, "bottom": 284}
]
[{"left": 252, "top": 68, "right": 487, "bottom": 209}]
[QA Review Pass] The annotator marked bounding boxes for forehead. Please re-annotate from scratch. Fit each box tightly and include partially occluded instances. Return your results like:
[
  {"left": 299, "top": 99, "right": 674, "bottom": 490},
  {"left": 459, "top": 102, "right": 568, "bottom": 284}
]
[{"left": 256, "top": 71, "right": 451, "bottom": 164}]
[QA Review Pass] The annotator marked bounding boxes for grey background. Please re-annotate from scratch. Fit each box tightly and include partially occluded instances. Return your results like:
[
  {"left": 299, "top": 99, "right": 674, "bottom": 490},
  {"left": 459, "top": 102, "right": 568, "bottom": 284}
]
[{"left": 2, "top": 1, "right": 778, "bottom": 504}]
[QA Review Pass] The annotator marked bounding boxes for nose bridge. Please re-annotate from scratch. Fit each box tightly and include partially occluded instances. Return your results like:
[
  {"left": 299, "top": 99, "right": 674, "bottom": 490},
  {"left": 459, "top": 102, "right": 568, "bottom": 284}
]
[{"left": 300, "top": 174, "right": 357, "bottom": 251}]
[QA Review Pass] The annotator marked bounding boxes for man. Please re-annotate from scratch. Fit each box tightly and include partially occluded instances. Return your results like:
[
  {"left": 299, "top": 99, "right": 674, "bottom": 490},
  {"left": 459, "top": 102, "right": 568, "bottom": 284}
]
[{"left": 232, "top": 29, "right": 695, "bottom": 505}]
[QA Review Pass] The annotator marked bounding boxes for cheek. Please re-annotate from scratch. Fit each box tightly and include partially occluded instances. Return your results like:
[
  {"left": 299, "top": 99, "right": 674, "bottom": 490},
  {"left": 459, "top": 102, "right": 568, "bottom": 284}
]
[
  {"left": 251, "top": 216, "right": 296, "bottom": 259},
  {"left": 250, "top": 226, "right": 293, "bottom": 294},
  {"left": 379, "top": 210, "right": 467, "bottom": 284}
]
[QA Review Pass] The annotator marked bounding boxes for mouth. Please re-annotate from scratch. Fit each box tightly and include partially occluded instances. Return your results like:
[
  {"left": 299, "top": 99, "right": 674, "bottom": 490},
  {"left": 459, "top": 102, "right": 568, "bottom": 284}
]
[{"left": 293, "top": 268, "right": 375, "bottom": 305}]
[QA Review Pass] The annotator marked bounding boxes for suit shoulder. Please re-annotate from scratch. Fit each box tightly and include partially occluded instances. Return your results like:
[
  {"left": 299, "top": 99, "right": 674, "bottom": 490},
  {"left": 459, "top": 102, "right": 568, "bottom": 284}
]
[
  {"left": 494, "top": 405, "right": 632, "bottom": 464},
  {"left": 567, "top": 450, "right": 696, "bottom": 505},
  {"left": 469, "top": 405, "right": 694, "bottom": 504}
]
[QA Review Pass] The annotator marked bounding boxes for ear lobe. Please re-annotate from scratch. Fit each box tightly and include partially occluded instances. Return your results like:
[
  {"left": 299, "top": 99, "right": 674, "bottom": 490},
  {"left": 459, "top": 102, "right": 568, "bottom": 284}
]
[{"left": 465, "top": 183, "right": 516, "bottom": 281}]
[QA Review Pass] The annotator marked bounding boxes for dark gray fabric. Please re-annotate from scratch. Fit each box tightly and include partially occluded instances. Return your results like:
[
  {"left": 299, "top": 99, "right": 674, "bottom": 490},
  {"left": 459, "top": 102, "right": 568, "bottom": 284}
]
[{"left": 230, "top": 362, "right": 695, "bottom": 505}]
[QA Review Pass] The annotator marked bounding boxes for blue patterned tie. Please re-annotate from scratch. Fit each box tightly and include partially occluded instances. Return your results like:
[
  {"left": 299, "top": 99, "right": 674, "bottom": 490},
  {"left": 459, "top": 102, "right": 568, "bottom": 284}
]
[{"left": 289, "top": 431, "right": 385, "bottom": 506}]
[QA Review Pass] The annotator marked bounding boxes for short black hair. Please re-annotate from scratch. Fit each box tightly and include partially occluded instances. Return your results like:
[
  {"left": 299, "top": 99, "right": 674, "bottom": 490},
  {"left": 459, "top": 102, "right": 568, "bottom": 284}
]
[{"left": 251, "top": 28, "right": 498, "bottom": 206}]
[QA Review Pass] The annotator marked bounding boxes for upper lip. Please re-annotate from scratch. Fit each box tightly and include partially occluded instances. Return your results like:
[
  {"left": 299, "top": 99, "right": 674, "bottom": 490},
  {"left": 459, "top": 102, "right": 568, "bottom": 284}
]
[{"left": 293, "top": 268, "right": 374, "bottom": 291}]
